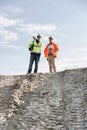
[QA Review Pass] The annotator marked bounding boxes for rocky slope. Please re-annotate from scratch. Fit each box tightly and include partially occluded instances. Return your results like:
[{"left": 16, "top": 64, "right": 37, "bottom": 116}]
[{"left": 0, "top": 68, "right": 87, "bottom": 130}]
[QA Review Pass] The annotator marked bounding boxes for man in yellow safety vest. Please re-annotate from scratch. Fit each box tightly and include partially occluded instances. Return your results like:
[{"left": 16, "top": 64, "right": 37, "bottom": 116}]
[{"left": 27, "top": 34, "right": 42, "bottom": 73}]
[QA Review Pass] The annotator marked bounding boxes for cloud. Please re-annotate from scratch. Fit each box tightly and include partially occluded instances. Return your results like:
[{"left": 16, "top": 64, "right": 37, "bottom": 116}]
[
  {"left": 58, "top": 34, "right": 69, "bottom": 38},
  {"left": 56, "top": 57, "right": 87, "bottom": 71},
  {"left": 0, "top": 15, "right": 57, "bottom": 43},
  {"left": 0, "top": 16, "right": 56, "bottom": 35},
  {"left": 11, "top": 7, "right": 23, "bottom": 13},
  {"left": 0, "top": 44, "right": 22, "bottom": 51},
  {"left": 4, "top": 32, "right": 18, "bottom": 41},
  {"left": 0, "top": 16, "right": 23, "bottom": 43},
  {"left": 42, "top": 36, "right": 48, "bottom": 41},
  {"left": 0, "top": 15, "right": 57, "bottom": 51},
  {"left": 5, "top": 44, "right": 21, "bottom": 50},
  {"left": 0, "top": 16, "right": 56, "bottom": 43},
  {"left": 0, "top": 41, "right": 8, "bottom": 44},
  {"left": 0, "top": 6, "right": 23, "bottom": 16},
  {"left": 16, "top": 24, "right": 56, "bottom": 34},
  {"left": 0, "top": 28, "right": 18, "bottom": 42},
  {"left": 72, "top": 47, "right": 87, "bottom": 52},
  {"left": 0, "top": 16, "right": 23, "bottom": 27}
]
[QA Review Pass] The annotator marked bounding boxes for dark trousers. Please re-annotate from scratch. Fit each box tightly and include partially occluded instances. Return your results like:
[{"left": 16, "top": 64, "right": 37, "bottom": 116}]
[{"left": 28, "top": 53, "right": 41, "bottom": 73}]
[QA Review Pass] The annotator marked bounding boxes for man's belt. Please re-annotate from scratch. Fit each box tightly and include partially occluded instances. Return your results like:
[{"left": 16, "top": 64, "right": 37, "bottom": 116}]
[{"left": 48, "top": 54, "right": 53, "bottom": 56}]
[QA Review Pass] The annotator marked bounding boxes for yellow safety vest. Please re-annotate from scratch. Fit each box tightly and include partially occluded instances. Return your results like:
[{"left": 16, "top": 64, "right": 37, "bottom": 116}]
[{"left": 28, "top": 40, "right": 42, "bottom": 53}]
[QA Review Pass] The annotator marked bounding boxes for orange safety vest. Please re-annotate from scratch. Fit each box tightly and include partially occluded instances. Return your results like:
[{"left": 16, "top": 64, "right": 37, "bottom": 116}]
[{"left": 44, "top": 42, "right": 59, "bottom": 58}]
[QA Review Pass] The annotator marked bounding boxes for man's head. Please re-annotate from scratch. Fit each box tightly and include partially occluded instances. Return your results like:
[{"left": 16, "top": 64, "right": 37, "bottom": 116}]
[
  {"left": 49, "top": 36, "right": 54, "bottom": 43},
  {"left": 37, "top": 34, "right": 42, "bottom": 40}
]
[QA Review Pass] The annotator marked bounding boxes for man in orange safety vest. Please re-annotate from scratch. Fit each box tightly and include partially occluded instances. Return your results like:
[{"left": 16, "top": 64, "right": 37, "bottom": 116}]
[{"left": 44, "top": 36, "right": 59, "bottom": 73}]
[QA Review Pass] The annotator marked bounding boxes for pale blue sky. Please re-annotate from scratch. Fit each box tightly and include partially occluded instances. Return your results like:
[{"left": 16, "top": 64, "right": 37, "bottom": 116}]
[{"left": 0, "top": 0, "right": 87, "bottom": 74}]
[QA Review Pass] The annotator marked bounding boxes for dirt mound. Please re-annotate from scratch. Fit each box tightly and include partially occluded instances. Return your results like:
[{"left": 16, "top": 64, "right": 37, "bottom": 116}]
[{"left": 0, "top": 68, "right": 87, "bottom": 130}]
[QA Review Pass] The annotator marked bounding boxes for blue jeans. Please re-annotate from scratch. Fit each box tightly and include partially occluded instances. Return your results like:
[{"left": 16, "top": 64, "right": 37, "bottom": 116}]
[{"left": 28, "top": 53, "right": 41, "bottom": 73}]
